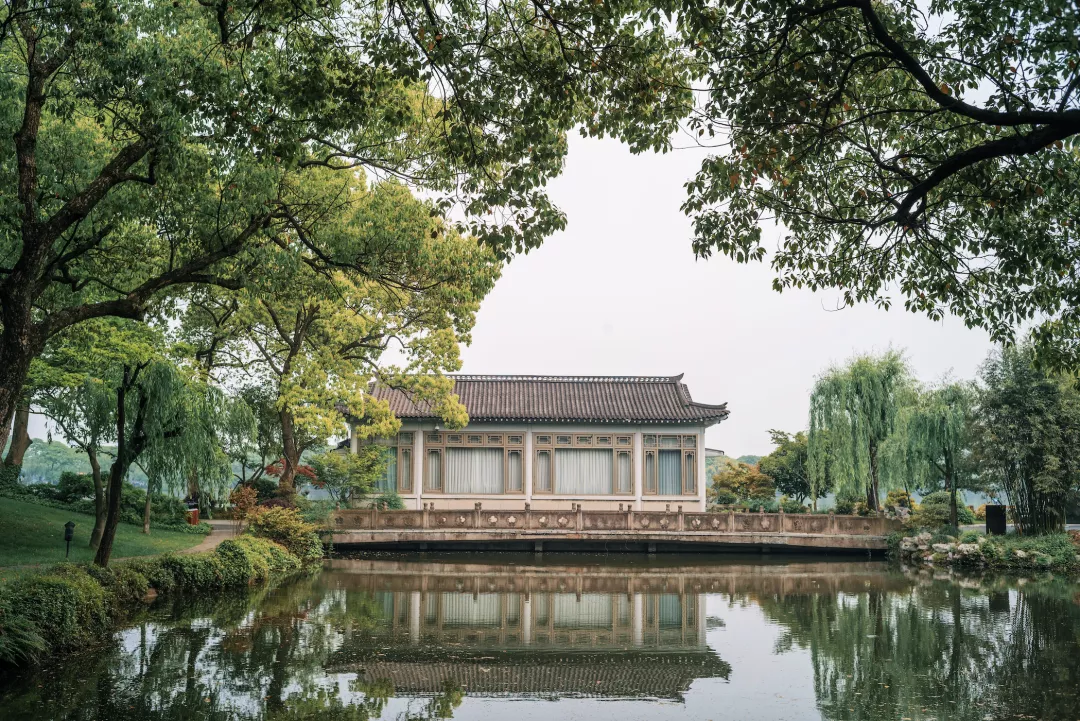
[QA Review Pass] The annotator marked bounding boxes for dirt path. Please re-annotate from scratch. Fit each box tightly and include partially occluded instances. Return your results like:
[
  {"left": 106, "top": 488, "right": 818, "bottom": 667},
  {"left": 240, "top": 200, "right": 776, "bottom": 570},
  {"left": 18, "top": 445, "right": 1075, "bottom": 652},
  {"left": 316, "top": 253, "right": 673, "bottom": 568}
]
[{"left": 180, "top": 519, "right": 240, "bottom": 554}]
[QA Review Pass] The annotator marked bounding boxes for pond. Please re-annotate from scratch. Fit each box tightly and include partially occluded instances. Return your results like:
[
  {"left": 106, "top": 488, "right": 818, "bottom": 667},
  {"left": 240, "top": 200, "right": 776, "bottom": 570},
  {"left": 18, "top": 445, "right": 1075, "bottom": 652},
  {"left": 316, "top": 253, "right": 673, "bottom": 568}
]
[{"left": 2, "top": 553, "right": 1080, "bottom": 720}]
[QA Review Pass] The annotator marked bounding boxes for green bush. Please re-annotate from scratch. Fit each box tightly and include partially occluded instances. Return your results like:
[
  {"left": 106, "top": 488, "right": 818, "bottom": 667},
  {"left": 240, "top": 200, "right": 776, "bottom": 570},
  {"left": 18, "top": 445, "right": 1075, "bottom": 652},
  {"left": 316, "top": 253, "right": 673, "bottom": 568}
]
[
  {"left": 834, "top": 492, "right": 858, "bottom": 515},
  {"left": 248, "top": 506, "right": 324, "bottom": 563},
  {"left": 779, "top": 497, "right": 808, "bottom": 513},
  {"left": 55, "top": 472, "right": 95, "bottom": 503},
  {"left": 374, "top": 491, "right": 405, "bottom": 510},
  {"left": 958, "top": 529, "right": 981, "bottom": 544},
  {"left": 0, "top": 534, "right": 306, "bottom": 668},
  {"left": 913, "top": 491, "right": 977, "bottom": 527},
  {"left": 296, "top": 498, "right": 335, "bottom": 525}
]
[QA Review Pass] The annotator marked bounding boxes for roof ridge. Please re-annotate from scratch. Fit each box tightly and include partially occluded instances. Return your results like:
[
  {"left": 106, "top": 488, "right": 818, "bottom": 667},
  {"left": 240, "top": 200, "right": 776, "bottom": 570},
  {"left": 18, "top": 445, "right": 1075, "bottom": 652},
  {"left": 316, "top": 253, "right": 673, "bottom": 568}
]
[{"left": 447, "top": 374, "right": 684, "bottom": 383}]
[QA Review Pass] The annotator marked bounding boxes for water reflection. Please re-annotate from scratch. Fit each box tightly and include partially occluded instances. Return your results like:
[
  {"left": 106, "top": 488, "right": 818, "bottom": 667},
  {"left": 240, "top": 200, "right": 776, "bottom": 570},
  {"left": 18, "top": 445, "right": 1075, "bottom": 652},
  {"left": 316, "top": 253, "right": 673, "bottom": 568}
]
[{"left": 2, "top": 555, "right": 1079, "bottom": 721}]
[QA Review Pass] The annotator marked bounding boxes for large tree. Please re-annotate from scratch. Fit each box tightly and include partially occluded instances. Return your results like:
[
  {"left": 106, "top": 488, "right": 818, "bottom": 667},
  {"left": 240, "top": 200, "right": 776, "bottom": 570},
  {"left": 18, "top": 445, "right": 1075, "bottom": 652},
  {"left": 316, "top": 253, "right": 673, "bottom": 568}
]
[
  {"left": 677, "top": 0, "right": 1080, "bottom": 367},
  {"left": 758, "top": 429, "right": 827, "bottom": 507},
  {"left": 185, "top": 178, "right": 500, "bottom": 494},
  {"left": 973, "top": 344, "right": 1080, "bottom": 535},
  {"left": 884, "top": 380, "right": 977, "bottom": 528},
  {"left": 0, "top": 0, "right": 689, "bottom": 459},
  {"left": 808, "top": 351, "right": 913, "bottom": 510}
]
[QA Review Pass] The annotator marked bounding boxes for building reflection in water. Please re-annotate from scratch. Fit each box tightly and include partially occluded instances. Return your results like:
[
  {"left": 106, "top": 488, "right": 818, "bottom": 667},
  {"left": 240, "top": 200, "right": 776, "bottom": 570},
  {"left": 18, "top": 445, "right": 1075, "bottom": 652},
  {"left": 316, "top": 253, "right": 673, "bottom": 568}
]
[{"left": 324, "top": 557, "right": 728, "bottom": 700}]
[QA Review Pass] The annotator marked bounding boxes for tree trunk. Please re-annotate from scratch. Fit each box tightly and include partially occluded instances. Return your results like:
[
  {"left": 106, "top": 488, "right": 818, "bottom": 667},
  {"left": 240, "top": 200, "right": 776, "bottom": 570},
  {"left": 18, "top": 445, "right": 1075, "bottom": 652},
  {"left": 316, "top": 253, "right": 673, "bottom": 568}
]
[
  {"left": 946, "top": 452, "right": 958, "bottom": 529},
  {"left": 278, "top": 408, "right": 299, "bottom": 496},
  {"left": 4, "top": 404, "right": 32, "bottom": 467},
  {"left": 143, "top": 480, "right": 153, "bottom": 535},
  {"left": 0, "top": 326, "right": 38, "bottom": 468},
  {"left": 95, "top": 365, "right": 147, "bottom": 567},
  {"left": 88, "top": 448, "right": 106, "bottom": 548},
  {"left": 867, "top": 440, "right": 881, "bottom": 511},
  {"left": 94, "top": 373, "right": 128, "bottom": 567}
]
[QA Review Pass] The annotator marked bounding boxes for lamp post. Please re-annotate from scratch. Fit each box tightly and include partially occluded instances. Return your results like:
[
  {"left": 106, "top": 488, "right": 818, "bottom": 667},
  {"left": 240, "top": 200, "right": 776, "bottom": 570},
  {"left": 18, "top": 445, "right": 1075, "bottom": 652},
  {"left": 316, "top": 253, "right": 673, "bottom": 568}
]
[{"left": 64, "top": 521, "right": 76, "bottom": 558}]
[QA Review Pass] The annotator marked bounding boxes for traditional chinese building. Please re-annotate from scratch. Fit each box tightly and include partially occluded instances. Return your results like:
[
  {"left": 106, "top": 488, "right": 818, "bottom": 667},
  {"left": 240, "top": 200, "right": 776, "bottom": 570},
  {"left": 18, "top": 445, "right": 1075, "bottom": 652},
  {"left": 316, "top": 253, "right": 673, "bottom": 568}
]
[{"left": 349, "top": 374, "right": 728, "bottom": 512}]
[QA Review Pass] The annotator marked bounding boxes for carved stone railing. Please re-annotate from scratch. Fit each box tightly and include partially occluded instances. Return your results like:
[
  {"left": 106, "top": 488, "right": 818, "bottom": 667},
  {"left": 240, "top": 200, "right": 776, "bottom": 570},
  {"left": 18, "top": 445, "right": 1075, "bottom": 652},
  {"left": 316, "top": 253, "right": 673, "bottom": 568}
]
[{"left": 330, "top": 502, "right": 900, "bottom": 537}]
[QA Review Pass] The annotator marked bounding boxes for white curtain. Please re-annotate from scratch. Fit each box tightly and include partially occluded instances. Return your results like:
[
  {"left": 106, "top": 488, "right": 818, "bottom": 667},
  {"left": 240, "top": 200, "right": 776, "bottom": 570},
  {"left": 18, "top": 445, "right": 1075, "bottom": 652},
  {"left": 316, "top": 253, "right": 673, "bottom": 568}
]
[
  {"left": 378, "top": 448, "right": 397, "bottom": 492},
  {"left": 658, "top": 450, "right": 682, "bottom": 494},
  {"left": 616, "top": 452, "right": 632, "bottom": 493},
  {"left": 426, "top": 450, "right": 442, "bottom": 490},
  {"left": 555, "top": 449, "right": 613, "bottom": 494},
  {"left": 442, "top": 593, "right": 501, "bottom": 627},
  {"left": 552, "top": 594, "right": 613, "bottom": 628},
  {"left": 535, "top": 451, "right": 552, "bottom": 492},
  {"left": 446, "top": 447, "right": 504, "bottom": 493},
  {"left": 507, "top": 451, "right": 523, "bottom": 491}
]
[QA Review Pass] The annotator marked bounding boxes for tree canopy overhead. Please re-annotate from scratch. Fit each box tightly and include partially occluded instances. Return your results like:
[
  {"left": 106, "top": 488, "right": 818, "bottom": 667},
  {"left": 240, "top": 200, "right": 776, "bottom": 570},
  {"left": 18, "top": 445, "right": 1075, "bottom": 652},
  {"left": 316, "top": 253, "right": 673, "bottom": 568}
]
[
  {"left": 677, "top": 0, "right": 1080, "bottom": 367},
  {"left": 0, "top": 0, "right": 690, "bottom": 457}
]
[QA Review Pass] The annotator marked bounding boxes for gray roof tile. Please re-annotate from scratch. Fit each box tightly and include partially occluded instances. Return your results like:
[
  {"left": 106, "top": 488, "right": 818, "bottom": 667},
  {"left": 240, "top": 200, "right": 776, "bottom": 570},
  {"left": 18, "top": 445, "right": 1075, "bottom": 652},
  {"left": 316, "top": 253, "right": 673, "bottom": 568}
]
[{"left": 369, "top": 374, "right": 729, "bottom": 424}]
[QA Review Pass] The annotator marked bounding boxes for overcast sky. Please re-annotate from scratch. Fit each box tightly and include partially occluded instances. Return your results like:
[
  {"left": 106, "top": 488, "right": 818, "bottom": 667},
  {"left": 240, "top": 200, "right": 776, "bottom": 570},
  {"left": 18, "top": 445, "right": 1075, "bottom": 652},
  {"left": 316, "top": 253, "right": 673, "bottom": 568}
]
[
  {"left": 454, "top": 134, "right": 995, "bottom": 456},
  {"left": 27, "top": 134, "right": 995, "bottom": 457}
]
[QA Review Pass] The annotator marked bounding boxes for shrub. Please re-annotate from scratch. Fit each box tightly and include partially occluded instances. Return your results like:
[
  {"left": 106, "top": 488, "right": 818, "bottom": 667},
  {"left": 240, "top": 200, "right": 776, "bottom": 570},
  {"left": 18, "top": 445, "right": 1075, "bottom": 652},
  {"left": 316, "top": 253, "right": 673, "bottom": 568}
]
[
  {"left": 297, "top": 498, "right": 335, "bottom": 525},
  {"left": 5, "top": 565, "right": 111, "bottom": 652},
  {"left": 913, "top": 491, "right": 977, "bottom": 527},
  {"left": 248, "top": 506, "right": 323, "bottom": 563},
  {"left": 55, "top": 472, "right": 95, "bottom": 503},
  {"left": 834, "top": 492, "right": 858, "bottom": 515},
  {"left": 958, "top": 529, "right": 981, "bottom": 544},
  {"left": 712, "top": 489, "right": 738, "bottom": 505},
  {"left": 975, "top": 504, "right": 987, "bottom": 521},
  {"left": 258, "top": 497, "right": 296, "bottom": 510},
  {"left": 885, "top": 489, "right": 913, "bottom": 509},
  {"left": 248, "top": 477, "right": 279, "bottom": 502},
  {"left": 374, "top": 491, "right": 405, "bottom": 510},
  {"left": 779, "top": 497, "right": 808, "bottom": 513}
]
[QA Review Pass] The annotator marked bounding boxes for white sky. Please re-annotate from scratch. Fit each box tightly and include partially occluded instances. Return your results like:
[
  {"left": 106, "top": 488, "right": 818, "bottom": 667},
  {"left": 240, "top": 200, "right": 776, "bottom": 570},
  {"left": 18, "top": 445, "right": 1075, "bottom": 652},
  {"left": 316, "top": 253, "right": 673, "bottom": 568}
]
[
  {"left": 27, "top": 134, "right": 995, "bottom": 457},
  {"left": 454, "top": 134, "right": 995, "bottom": 456}
]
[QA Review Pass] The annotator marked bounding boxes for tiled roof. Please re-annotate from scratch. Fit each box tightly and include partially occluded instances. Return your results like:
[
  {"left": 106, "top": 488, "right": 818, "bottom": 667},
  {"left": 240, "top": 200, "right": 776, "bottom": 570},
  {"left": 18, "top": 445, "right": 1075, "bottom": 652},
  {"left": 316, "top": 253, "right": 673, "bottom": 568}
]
[{"left": 368, "top": 374, "right": 728, "bottom": 425}]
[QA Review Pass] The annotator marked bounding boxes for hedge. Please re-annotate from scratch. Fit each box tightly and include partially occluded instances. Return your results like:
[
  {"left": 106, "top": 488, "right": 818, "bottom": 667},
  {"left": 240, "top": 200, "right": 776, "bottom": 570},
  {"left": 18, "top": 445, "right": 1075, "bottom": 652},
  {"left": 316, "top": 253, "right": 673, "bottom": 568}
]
[{"left": 0, "top": 535, "right": 311, "bottom": 670}]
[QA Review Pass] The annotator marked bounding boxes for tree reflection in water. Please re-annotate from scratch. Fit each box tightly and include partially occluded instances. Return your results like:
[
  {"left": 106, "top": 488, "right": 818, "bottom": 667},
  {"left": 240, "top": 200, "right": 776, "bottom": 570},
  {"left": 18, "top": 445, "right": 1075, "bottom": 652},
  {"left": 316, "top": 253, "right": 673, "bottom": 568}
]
[
  {"left": 1, "top": 557, "right": 1079, "bottom": 721},
  {"left": 755, "top": 575, "right": 1080, "bottom": 721}
]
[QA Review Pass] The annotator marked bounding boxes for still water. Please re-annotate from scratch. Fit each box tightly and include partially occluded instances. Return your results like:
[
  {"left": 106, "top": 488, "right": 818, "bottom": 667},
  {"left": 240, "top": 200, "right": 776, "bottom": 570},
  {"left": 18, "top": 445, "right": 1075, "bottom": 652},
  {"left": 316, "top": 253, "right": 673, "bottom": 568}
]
[{"left": 3, "top": 553, "right": 1080, "bottom": 721}]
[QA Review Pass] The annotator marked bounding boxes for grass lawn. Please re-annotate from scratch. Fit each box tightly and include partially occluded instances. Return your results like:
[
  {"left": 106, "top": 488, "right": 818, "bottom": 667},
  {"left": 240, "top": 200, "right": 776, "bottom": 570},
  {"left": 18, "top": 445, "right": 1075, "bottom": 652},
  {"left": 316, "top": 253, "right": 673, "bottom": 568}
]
[{"left": 0, "top": 496, "right": 202, "bottom": 573}]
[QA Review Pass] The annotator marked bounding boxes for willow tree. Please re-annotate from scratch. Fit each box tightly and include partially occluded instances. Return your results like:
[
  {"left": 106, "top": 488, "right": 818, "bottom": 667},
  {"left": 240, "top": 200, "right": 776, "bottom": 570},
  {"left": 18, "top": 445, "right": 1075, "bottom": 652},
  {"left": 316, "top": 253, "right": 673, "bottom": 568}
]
[
  {"left": 93, "top": 361, "right": 231, "bottom": 565},
  {"left": 884, "top": 381, "right": 976, "bottom": 528},
  {"left": 33, "top": 319, "right": 163, "bottom": 547},
  {"left": 809, "top": 352, "right": 913, "bottom": 511}
]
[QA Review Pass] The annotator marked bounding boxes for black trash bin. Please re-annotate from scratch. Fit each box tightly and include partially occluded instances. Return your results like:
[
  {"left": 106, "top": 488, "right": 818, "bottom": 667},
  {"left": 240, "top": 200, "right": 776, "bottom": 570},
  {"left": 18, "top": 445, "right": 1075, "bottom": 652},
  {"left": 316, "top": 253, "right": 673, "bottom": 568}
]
[{"left": 985, "top": 504, "right": 1007, "bottom": 535}]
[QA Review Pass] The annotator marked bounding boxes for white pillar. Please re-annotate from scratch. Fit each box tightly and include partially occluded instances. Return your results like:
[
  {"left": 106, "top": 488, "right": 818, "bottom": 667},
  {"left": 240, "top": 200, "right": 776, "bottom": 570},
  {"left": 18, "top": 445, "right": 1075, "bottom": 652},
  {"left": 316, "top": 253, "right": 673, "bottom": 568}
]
[
  {"left": 633, "top": 430, "right": 644, "bottom": 511},
  {"left": 350, "top": 423, "right": 359, "bottom": 454},
  {"left": 524, "top": 428, "right": 533, "bottom": 506},
  {"left": 697, "top": 427, "right": 707, "bottom": 512},
  {"left": 522, "top": 596, "right": 532, "bottom": 645},
  {"left": 697, "top": 594, "right": 707, "bottom": 646},
  {"left": 413, "top": 428, "right": 424, "bottom": 510},
  {"left": 409, "top": 591, "right": 421, "bottom": 644},
  {"left": 632, "top": 593, "right": 644, "bottom": 646}
]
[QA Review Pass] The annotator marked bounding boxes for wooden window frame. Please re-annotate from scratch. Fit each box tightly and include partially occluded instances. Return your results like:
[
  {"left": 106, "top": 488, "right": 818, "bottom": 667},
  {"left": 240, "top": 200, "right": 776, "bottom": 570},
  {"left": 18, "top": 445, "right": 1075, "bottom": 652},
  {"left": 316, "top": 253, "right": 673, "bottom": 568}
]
[
  {"left": 362, "top": 433, "right": 416, "bottom": 493},
  {"left": 642, "top": 434, "right": 699, "bottom": 496},
  {"left": 423, "top": 429, "right": 525, "bottom": 494},
  {"left": 532, "top": 432, "right": 634, "bottom": 496}
]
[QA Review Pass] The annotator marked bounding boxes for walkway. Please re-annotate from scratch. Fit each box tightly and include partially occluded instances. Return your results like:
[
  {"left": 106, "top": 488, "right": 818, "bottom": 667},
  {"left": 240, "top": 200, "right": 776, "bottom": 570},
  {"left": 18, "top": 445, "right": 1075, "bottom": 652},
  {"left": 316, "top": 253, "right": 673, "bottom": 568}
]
[
  {"left": 180, "top": 519, "right": 240, "bottom": 554},
  {"left": 331, "top": 507, "right": 902, "bottom": 552}
]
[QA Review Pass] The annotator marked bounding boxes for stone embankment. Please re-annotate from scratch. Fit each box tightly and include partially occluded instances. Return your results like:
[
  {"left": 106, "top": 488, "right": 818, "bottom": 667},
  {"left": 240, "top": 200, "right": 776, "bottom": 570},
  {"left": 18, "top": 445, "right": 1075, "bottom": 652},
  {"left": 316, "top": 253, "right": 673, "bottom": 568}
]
[{"left": 898, "top": 530, "right": 1080, "bottom": 574}]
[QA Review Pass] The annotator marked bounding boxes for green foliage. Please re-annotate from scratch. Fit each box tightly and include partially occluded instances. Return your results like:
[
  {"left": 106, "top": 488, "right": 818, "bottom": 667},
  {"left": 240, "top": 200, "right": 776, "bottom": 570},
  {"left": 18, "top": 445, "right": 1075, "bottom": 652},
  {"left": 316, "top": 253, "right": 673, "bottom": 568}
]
[
  {"left": 779, "top": 497, "right": 808, "bottom": 514},
  {"left": 0, "top": 535, "right": 304, "bottom": 667},
  {"left": 308, "top": 449, "right": 384, "bottom": 506},
  {"left": 710, "top": 462, "right": 775, "bottom": 507},
  {"left": 248, "top": 507, "right": 324, "bottom": 563},
  {"left": 0, "top": 465, "right": 19, "bottom": 491},
  {"left": 973, "top": 344, "right": 1080, "bottom": 534},
  {"left": 915, "top": 491, "right": 977, "bottom": 526},
  {"left": 54, "top": 472, "right": 95, "bottom": 504},
  {"left": 758, "top": 430, "right": 820, "bottom": 503},
  {"left": 677, "top": 0, "right": 1080, "bottom": 369},
  {"left": 373, "top": 491, "right": 406, "bottom": 510},
  {"left": 809, "top": 351, "right": 913, "bottom": 509},
  {"left": 885, "top": 489, "right": 914, "bottom": 509}
]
